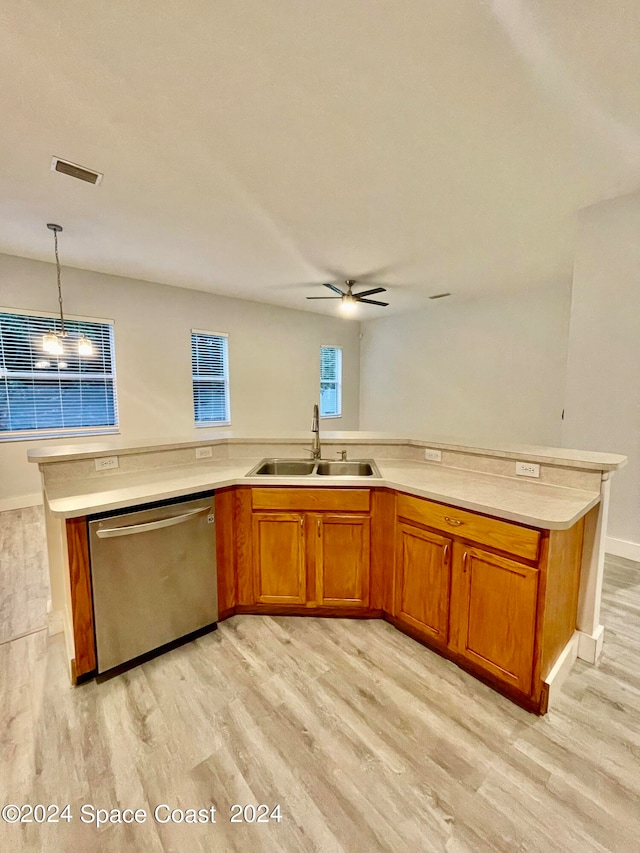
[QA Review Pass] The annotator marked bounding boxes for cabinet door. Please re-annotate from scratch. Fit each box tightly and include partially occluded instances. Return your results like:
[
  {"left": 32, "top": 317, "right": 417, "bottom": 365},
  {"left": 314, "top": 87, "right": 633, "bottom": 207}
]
[
  {"left": 252, "top": 512, "right": 306, "bottom": 604},
  {"left": 456, "top": 547, "right": 539, "bottom": 694},
  {"left": 315, "top": 514, "right": 371, "bottom": 608},
  {"left": 394, "top": 521, "right": 451, "bottom": 646}
]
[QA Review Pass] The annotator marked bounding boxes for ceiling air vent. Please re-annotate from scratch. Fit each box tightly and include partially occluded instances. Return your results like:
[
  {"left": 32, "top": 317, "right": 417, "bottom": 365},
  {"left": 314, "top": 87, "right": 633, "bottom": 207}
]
[
  {"left": 429, "top": 292, "right": 451, "bottom": 300},
  {"left": 51, "top": 156, "right": 103, "bottom": 185}
]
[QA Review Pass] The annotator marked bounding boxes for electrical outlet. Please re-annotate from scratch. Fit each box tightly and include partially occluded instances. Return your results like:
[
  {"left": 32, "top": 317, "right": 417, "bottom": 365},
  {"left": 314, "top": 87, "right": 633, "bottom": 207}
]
[
  {"left": 424, "top": 448, "right": 442, "bottom": 462},
  {"left": 95, "top": 456, "right": 119, "bottom": 471},
  {"left": 515, "top": 461, "right": 540, "bottom": 478},
  {"left": 195, "top": 446, "right": 213, "bottom": 459}
]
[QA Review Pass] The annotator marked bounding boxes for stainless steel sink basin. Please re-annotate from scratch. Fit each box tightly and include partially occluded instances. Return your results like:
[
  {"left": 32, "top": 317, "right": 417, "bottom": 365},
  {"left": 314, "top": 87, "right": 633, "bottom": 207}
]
[
  {"left": 315, "top": 460, "right": 380, "bottom": 477},
  {"left": 248, "top": 459, "right": 316, "bottom": 476},
  {"left": 245, "top": 458, "right": 381, "bottom": 477}
]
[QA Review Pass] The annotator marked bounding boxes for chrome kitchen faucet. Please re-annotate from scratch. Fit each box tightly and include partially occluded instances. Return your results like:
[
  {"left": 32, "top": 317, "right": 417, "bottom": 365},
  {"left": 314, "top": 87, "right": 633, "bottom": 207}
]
[{"left": 310, "top": 403, "right": 321, "bottom": 460}]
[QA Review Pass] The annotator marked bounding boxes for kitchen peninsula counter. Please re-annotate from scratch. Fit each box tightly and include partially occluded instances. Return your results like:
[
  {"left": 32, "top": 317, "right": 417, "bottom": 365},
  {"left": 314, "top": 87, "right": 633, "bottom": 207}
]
[
  {"left": 41, "top": 457, "right": 601, "bottom": 530},
  {"left": 29, "top": 431, "right": 626, "bottom": 710}
]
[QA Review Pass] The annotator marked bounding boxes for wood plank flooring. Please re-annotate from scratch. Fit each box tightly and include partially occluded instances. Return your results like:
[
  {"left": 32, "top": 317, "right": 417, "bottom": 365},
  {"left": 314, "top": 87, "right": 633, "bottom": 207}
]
[
  {"left": 0, "top": 507, "right": 48, "bottom": 645},
  {"left": 1, "top": 508, "right": 639, "bottom": 852}
]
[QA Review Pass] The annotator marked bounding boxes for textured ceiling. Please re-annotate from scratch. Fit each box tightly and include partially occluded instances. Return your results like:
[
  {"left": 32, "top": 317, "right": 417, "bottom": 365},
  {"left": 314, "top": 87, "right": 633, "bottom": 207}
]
[{"left": 1, "top": 1, "right": 640, "bottom": 317}]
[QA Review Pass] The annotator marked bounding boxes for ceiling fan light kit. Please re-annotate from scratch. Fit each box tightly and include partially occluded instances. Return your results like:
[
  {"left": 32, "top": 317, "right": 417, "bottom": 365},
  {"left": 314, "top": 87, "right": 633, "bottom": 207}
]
[
  {"left": 340, "top": 294, "right": 358, "bottom": 315},
  {"left": 306, "top": 279, "right": 389, "bottom": 313}
]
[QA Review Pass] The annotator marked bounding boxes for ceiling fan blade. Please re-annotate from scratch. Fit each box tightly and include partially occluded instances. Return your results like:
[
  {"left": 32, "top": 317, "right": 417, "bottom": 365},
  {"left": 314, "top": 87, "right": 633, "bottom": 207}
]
[
  {"left": 357, "top": 298, "right": 389, "bottom": 306},
  {"left": 306, "top": 296, "right": 342, "bottom": 300},
  {"left": 353, "top": 287, "right": 386, "bottom": 298},
  {"left": 323, "top": 283, "right": 345, "bottom": 295}
]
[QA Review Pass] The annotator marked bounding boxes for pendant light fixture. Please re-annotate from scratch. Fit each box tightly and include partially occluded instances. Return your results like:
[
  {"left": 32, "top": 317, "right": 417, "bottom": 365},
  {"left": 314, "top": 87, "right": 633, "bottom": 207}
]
[{"left": 42, "top": 223, "right": 94, "bottom": 357}]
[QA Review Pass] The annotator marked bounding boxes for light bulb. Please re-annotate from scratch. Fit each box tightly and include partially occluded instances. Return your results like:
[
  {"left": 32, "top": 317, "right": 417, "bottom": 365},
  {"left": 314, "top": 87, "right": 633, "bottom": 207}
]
[
  {"left": 77, "top": 335, "right": 94, "bottom": 356},
  {"left": 340, "top": 297, "right": 357, "bottom": 315},
  {"left": 42, "top": 331, "right": 64, "bottom": 355}
]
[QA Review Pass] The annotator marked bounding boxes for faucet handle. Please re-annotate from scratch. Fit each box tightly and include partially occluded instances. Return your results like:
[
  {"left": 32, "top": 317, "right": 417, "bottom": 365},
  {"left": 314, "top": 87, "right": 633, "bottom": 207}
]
[{"left": 337, "top": 449, "right": 347, "bottom": 461}]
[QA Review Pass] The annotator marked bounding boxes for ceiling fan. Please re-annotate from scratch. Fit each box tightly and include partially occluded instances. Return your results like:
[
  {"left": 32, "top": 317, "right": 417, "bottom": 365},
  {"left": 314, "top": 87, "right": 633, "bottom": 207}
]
[{"left": 306, "top": 279, "right": 389, "bottom": 311}]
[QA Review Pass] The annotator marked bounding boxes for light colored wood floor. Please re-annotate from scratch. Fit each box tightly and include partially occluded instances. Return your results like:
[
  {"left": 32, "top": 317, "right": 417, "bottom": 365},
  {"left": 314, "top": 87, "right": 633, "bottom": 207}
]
[
  {"left": 0, "top": 507, "right": 48, "bottom": 645},
  {"left": 1, "top": 508, "right": 639, "bottom": 852}
]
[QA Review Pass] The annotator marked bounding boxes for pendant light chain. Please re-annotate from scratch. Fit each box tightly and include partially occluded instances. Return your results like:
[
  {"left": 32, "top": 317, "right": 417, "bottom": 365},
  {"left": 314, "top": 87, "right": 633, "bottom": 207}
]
[
  {"left": 42, "top": 223, "right": 94, "bottom": 357},
  {"left": 52, "top": 226, "right": 66, "bottom": 336}
]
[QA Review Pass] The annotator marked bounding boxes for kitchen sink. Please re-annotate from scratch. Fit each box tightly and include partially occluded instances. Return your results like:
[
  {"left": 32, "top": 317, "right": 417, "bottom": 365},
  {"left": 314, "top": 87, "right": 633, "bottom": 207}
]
[
  {"left": 249, "top": 459, "right": 316, "bottom": 476},
  {"left": 315, "top": 461, "right": 379, "bottom": 476},
  {"left": 246, "top": 458, "right": 381, "bottom": 477}
]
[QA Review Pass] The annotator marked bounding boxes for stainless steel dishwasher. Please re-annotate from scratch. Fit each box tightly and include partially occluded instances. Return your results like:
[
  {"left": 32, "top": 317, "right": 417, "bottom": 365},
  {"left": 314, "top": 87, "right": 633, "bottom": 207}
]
[{"left": 89, "top": 492, "right": 218, "bottom": 673}]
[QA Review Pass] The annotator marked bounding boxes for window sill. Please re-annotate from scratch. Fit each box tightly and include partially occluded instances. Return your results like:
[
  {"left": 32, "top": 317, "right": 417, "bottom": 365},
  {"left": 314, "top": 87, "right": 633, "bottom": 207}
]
[
  {"left": 195, "top": 422, "right": 231, "bottom": 428},
  {"left": 0, "top": 428, "right": 121, "bottom": 444}
]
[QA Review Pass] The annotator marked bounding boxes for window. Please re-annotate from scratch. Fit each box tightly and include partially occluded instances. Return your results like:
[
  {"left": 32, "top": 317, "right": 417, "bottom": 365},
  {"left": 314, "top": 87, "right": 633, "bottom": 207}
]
[
  {"left": 320, "top": 345, "right": 342, "bottom": 418},
  {"left": 0, "top": 310, "right": 118, "bottom": 440},
  {"left": 191, "top": 330, "right": 230, "bottom": 426}
]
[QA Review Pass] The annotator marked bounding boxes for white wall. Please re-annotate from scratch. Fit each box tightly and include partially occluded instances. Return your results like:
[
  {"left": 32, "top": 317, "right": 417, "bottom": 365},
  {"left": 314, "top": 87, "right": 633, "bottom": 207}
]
[
  {"left": 359, "top": 285, "right": 572, "bottom": 445},
  {"left": 563, "top": 190, "right": 640, "bottom": 558},
  {"left": 0, "top": 253, "right": 360, "bottom": 504}
]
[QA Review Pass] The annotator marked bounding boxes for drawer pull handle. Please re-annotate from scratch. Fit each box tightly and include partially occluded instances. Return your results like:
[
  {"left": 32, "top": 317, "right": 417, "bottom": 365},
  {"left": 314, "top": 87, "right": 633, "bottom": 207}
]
[{"left": 445, "top": 516, "right": 464, "bottom": 526}]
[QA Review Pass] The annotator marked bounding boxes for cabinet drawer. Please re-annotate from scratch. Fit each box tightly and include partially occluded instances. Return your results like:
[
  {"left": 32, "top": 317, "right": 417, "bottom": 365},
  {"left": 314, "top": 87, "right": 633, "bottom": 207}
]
[
  {"left": 396, "top": 493, "right": 540, "bottom": 562},
  {"left": 252, "top": 488, "right": 370, "bottom": 512}
]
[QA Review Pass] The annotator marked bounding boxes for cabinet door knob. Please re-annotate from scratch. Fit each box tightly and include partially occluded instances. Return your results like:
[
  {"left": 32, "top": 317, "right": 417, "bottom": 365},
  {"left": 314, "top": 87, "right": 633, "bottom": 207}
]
[{"left": 445, "top": 516, "right": 463, "bottom": 526}]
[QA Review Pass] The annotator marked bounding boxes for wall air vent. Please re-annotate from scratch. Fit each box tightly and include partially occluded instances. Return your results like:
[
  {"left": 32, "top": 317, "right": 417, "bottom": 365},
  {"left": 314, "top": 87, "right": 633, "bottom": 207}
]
[
  {"left": 429, "top": 292, "right": 451, "bottom": 300},
  {"left": 51, "top": 156, "right": 103, "bottom": 185}
]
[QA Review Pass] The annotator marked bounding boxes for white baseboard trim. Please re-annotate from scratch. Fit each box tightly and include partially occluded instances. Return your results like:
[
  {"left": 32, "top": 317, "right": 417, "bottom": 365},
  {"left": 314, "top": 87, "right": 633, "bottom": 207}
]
[
  {"left": 61, "top": 608, "right": 75, "bottom": 683},
  {"left": 48, "top": 609, "right": 64, "bottom": 637},
  {"left": 544, "top": 632, "right": 579, "bottom": 711},
  {"left": 577, "top": 625, "right": 605, "bottom": 664},
  {"left": 606, "top": 537, "right": 640, "bottom": 563},
  {"left": 0, "top": 493, "right": 43, "bottom": 512}
]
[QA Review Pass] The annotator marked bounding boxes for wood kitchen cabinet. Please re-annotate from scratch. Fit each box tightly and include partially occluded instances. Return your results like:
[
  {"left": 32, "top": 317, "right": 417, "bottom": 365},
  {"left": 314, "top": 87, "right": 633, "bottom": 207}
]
[
  {"left": 242, "top": 488, "right": 374, "bottom": 611},
  {"left": 316, "top": 514, "right": 370, "bottom": 608},
  {"left": 452, "top": 546, "right": 539, "bottom": 694},
  {"left": 251, "top": 510, "right": 371, "bottom": 609},
  {"left": 62, "top": 479, "right": 585, "bottom": 712},
  {"left": 393, "top": 492, "right": 583, "bottom": 709},
  {"left": 252, "top": 512, "right": 307, "bottom": 604},
  {"left": 394, "top": 521, "right": 451, "bottom": 647}
]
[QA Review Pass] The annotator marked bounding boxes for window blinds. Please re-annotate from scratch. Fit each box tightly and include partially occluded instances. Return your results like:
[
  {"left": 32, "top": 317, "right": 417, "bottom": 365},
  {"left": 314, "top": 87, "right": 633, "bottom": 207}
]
[
  {"left": 320, "top": 345, "right": 342, "bottom": 417},
  {"left": 191, "top": 331, "right": 230, "bottom": 425},
  {"left": 0, "top": 311, "right": 118, "bottom": 438}
]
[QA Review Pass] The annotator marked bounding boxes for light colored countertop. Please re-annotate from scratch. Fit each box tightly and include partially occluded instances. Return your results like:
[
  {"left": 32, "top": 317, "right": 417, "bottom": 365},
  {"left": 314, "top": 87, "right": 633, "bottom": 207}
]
[
  {"left": 27, "top": 430, "right": 627, "bottom": 471},
  {"left": 44, "top": 457, "right": 601, "bottom": 529}
]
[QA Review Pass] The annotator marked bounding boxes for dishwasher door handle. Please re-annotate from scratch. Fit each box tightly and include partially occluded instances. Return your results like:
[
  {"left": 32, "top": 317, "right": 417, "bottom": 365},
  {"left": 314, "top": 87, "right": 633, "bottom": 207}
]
[{"left": 95, "top": 506, "right": 210, "bottom": 538}]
